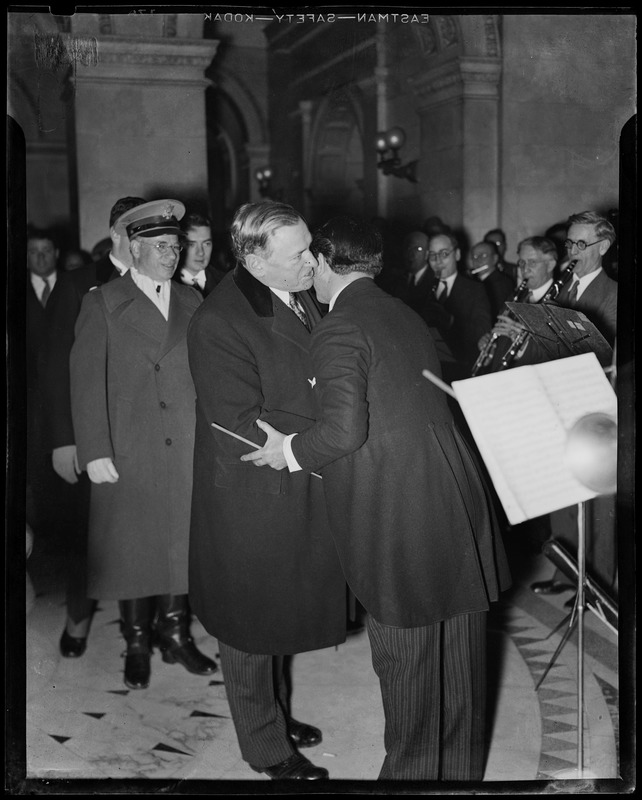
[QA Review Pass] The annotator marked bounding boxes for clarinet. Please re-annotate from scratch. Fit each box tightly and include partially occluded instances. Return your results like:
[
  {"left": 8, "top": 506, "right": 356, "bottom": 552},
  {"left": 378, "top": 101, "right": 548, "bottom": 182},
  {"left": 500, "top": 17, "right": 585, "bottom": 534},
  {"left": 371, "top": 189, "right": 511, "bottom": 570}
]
[
  {"left": 471, "top": 278, "right": 530, "bottom": 376},
  {"left": 497, "top": 259, "right": 578, "bottom": 371}
]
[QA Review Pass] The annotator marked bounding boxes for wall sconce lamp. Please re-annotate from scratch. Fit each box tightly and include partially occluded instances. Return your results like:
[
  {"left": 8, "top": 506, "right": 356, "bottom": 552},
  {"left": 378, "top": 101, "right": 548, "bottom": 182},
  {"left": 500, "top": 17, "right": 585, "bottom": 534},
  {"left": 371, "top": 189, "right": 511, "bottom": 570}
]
[
  {"left": 376, "top": 127, "right": 418, "bottom": 183},
  {"left": 254, "top": 166, "right": 274, "bottom": 198}
]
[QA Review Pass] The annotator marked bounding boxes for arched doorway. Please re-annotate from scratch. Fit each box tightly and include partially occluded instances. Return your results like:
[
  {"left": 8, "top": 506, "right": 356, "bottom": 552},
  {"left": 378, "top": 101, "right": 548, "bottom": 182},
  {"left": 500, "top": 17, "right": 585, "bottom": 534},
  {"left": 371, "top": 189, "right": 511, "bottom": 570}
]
[
  {"left": 205, "top": 86, "right": 250, "bottom": 233},
  {"left": 308, "top": 94, "right": 365, "bottom": 227}
]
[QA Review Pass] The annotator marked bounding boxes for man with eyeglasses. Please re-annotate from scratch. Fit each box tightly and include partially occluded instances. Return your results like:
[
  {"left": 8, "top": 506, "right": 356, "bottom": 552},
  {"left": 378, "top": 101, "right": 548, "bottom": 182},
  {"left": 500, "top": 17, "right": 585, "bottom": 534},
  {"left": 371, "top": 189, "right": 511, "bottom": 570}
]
[
  {"left": 426, "top": 232, "right": 492, "bottom": 380},
  {"left": 531, "top": 211, "right": 618, "bottom": 601},
  {"left": 555, "top": 210, "right": 617, "bottom": 347},
  {"left": 467, "top": 240, "right": 516, "bottom": 318},
  {"left": 474, "top": 236, "right": 559, "bottom": 374},
  {"left": 176, "top": 212, "right": 226, "bottom": 297},
  {"left": 41, "top": 196, "right": 147, "bottom": 661},
  {"left": 69, "top": 199, "right": 218, "bottom": 690}
]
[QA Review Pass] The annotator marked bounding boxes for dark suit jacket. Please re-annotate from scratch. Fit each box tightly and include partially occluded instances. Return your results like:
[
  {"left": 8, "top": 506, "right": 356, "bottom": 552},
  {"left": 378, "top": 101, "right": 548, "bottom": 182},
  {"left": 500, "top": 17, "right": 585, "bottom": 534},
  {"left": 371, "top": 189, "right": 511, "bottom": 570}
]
[
  {"left": 70, "top": 272, "right": 202, "bottom": 600},
  {"left": 186, "top": 267, "right": 346, "bottom": 655},
  {"left": 172, "top": 264, "right": 228, "bottom": 297},
  {"left": 389, "top": 269, "right": 456, "bottom": 369},
  {"left": 440, "top": 273, "right": 493, "bottom": 377},
  {"left": 41, "top": 253, "right": 121, "bottom": 450},
  {"left": 291, "top": 278, "right": 511, "bottom": 628},
  {"left": 554, "top": 268, "right": 617, "bottom": 346},
  {"left": 481, "top": 269, "right": 516, "bottom": 318},
  {"left": 26, "top": 279, "right": 52, "bottom": 452}
]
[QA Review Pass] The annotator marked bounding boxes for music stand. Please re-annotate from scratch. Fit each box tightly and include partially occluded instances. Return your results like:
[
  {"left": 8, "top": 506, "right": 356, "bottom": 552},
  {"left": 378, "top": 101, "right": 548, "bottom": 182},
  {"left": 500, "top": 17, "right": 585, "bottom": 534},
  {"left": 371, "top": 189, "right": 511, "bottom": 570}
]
[
  {"left": 505, "top": 302, "right": 613, "bottom": 368},
  {"left": 534, "top": 414, "right": 617, "bottom": 779}
]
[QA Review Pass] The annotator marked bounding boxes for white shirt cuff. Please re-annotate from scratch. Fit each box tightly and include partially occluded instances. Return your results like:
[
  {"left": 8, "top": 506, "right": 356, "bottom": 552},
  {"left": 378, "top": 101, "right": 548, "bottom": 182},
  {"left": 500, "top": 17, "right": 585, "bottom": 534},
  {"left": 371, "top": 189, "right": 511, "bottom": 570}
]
[{"left": 283, "top": 433, "right": 302, "bottom": 472}]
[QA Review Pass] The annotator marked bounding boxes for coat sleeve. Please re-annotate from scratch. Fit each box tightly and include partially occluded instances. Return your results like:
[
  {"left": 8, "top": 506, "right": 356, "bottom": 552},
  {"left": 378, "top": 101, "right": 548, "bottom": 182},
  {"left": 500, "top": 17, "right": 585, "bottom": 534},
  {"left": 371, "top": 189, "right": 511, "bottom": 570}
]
[
  {"left": 291, "top": 316, "right": 369, "bottom": 471},
  {"left": 70, "top": 290, "right": 114, "bottom": 468},
  {"left": 40, "top": 274, "right": 83, "bottom": 450}
]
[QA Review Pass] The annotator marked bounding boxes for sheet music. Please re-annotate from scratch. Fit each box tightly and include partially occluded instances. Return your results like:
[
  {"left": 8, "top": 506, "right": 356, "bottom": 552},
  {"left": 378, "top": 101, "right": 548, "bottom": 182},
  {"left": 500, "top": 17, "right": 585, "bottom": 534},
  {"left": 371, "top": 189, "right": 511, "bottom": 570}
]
[{"left": 451, "top": 353, "right": 616, "bottom": 525}]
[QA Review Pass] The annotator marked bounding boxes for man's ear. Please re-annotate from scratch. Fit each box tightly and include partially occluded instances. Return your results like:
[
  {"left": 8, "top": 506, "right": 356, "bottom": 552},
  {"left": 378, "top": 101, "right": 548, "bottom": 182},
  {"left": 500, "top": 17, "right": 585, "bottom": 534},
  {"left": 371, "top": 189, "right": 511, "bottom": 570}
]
[
  {"left": 129, "top": 238, "right": 140, "bottom": 258},
  {"left": 315, "top": 252, "right": 328, "bottom": 274},
  {"left": 599, "top": 239, "right": 611, "bottom": 258},
  {"left": 245, "top": 253, "right": 264, "bottom": 278}
]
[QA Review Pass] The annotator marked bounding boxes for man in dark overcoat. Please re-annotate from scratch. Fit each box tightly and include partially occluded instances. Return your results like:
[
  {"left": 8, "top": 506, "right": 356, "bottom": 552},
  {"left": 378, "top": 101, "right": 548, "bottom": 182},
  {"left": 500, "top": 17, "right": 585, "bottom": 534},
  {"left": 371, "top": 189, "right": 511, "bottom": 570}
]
[
  {"left": 187, "top": 201, "right": 346, "bottom": 781},
  {"left": 244, "top": 216, "right": 511, "bottom": 781},
  {"left": 70, "top": 200, "right": 217, "bottom": 690}
]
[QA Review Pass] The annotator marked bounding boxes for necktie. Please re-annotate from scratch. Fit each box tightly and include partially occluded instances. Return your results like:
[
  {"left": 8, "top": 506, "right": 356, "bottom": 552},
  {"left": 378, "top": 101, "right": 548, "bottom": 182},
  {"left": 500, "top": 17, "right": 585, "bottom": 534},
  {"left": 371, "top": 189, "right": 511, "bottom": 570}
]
[
  {"left": 437, "top": 280, "right": 448, "bottom": 302},
  {"left": 40, "top": 279, "right": 51, "bottom": 307},
  {"left": 289, "top": 293, "right": 310, "bottom": 330},
  {"left": 567, "top": 279, "right": 579, "bottom": 306}
]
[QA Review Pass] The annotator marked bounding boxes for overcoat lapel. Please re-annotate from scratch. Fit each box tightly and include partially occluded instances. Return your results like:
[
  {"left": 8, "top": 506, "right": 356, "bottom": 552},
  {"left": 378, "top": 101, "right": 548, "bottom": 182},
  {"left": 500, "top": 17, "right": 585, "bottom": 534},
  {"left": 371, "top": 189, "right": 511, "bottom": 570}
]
[
  {"left": 233, "top": 264, "right": 311, "bottom": 352},
  {"left": 103, "top": 271, "right": 168, "bottom": 351}
]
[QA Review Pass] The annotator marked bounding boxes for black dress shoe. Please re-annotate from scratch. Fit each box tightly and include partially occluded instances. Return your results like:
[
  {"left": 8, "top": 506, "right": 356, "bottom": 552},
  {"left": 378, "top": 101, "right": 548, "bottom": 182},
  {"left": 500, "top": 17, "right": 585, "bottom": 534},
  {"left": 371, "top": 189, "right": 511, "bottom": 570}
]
[
  {"left": 531, "top": 580, "right": 574, "bottom": 595},
  {"left": 161, "top": 639, "right": 218, "bottom": 675},
  {"left": 59, "top": 629, "right": 87, "bottom": 658},
  {"left": 124, "top": 652, "right": 151, "bottom": 689},
  {"left": 250, "top": 753, "right": 329, "bottom": 780},
  {"left": 287, "top": 718, "right": 322, "bottom": 748}
]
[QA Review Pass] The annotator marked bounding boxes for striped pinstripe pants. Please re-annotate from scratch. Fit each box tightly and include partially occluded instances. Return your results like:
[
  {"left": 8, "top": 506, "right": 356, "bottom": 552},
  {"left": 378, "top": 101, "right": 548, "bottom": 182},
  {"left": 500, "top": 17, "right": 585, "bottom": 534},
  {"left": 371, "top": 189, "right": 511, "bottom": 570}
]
[
  {"left": 367, "top": 610, "right": 487, "bottom": 781},
  {"left": 217, "top": 642, "right": 297, "bottom": 767}
]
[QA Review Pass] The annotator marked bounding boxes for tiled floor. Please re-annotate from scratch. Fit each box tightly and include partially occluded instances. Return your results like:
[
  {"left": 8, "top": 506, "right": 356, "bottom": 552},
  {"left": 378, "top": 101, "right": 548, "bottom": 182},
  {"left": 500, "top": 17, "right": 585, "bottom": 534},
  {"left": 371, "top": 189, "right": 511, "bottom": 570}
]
[{"left": 15, "top": 527, "right": 627, "bottom": 793}]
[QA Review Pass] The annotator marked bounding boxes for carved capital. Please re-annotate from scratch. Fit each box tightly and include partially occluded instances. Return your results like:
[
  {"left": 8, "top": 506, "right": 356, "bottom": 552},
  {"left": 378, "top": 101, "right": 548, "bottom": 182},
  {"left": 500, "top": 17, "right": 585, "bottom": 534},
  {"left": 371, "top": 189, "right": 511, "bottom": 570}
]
[
  {"left": 73, "top": 38, "right": 219, "bottom": 87},
  {"left": 409, "top": 56, "right": 501, "bottom": 109}
]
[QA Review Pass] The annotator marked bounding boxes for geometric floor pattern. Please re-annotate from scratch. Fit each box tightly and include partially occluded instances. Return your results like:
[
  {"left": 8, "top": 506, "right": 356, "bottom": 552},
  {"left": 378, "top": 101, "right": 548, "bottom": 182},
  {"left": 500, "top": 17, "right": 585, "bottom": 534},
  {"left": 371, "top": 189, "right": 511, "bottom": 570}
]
[
  {"left": 15, "top": 541, "right": 623, "bottom": 791},
  {"left": 493, "top": 599, "right": 619, "bottom": 781}
]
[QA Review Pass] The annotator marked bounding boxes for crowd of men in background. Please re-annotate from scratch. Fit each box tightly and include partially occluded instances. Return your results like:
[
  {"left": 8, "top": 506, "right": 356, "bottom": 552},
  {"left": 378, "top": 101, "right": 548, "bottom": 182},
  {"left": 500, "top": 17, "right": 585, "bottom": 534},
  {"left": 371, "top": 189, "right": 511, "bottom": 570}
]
[{"left": 23, "top": 200, "right": 619, "bottom": 782}]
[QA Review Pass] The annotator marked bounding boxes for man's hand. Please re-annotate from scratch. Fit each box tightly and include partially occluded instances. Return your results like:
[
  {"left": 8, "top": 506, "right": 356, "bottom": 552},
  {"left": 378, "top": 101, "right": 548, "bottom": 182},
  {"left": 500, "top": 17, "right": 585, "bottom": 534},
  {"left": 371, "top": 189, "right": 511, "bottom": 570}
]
[
  {"left": 87, "top": 457, "right": 120, "bottom": 484},
  {"left": 52, "top": 445, "right": 81, "bottom": 484},
  {"left": 492, "top": 313, "right": 525, "bottom": 339},
  {"left": 240, "top": 420, "right": 288, "bottom": 470}
]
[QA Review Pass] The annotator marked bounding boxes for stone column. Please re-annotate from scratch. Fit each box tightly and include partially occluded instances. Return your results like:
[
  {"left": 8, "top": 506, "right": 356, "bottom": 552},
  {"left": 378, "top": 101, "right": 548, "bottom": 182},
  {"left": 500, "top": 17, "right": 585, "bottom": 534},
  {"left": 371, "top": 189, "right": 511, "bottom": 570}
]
[
  {"left": 409, "top": 56, "right": 501, "bottom": 240},
  {"left": 72, "top": 36, "right": 218, "bottom": 249}
]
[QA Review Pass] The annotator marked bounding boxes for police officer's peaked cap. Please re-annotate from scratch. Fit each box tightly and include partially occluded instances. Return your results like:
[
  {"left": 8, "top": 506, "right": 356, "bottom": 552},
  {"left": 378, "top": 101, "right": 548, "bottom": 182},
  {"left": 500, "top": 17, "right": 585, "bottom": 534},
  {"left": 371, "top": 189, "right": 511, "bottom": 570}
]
[{"left": 115, "top": 199, "right": 186, "bottom": 238}]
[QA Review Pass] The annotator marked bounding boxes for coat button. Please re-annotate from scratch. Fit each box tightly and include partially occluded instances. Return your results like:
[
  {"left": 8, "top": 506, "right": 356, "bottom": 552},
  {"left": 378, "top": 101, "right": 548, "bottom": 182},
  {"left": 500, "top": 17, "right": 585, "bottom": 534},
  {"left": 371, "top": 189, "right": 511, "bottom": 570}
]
[
  {"left": 160, "top": 401, "right": 166, "bottom": 409},
  {"left": 155, "top": 364, "right": 160, "bottom": 371},
  {"left": 165, "top": 438, "right": 172, "bottom": 446}
]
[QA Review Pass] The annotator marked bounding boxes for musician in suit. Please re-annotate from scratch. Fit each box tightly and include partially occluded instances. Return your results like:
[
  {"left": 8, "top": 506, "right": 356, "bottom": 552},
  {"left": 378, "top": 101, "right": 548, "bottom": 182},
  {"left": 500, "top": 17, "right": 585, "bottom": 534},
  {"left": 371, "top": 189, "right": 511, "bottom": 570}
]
[
  {"left": 529, "top": 211, "right": 618, "bottom": 598},
  {"left": 186, "top": 202, "right": 346, "bottom": 781},
  {"left": 389, "top": 230, "right": 456, "bottom": 368},
  {"left": 467, "top": 240, "right": 516, "bottom": 318},
  {"left": 26, "top": 227, "right": 60, "bottom": 534},
  {"left": 427, "top": 232, "right": 493, "bottom": 380},
  {"left": 474, "top": 235, "right": 559, "bottom": 375},
  {"left": 70, "top": 200, "right": 217, "bottom": 690},
  {"left": 243, "top": 215, "right": 511, "bottom": 781},
  {"left": 42, "top": 196, "right": 147, "bottom": 657},
  {"left": 175, "top": 212, "right": 226, "bottom": 296},
  {"left": 484, "top": 228, "right": 519, "bottom": 284}
]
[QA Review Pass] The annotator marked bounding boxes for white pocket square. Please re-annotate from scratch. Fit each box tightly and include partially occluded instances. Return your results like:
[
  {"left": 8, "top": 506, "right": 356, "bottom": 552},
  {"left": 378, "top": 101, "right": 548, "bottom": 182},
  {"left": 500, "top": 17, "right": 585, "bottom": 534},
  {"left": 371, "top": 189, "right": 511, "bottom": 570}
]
[{"left": 308, "top": 377, "right": 316, "bottom": 388}]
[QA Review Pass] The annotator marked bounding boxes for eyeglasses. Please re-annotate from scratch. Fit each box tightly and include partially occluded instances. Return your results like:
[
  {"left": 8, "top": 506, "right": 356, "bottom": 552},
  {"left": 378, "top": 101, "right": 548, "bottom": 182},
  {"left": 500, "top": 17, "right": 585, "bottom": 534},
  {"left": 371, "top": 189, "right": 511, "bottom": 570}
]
[
  {"left": 405, "top": 246, "right": 425, "bottom": 253},
  {"left": 471, "top": 253, "right": 492, "bottom": 261},
  {"left": 139, "top": 241, "right": 183, "bottom": 256},
  {"left": 517, "top": 258, "right": 547, "bottom": 269},
  {"left": 428, "top": 249, "right": 454, "bottom": 262},
  {"left": 564, "top": 238, "right": 604, "bottom": 252}
]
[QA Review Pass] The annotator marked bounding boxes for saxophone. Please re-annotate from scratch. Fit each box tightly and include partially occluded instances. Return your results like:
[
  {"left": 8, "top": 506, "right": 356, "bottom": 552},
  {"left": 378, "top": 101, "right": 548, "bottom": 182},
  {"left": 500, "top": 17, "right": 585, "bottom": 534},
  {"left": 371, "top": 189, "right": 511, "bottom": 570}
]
[
  {"left": 471, "top": 278, "right": 530, "bottom": 376},
  {"left": 497, "top": 259, "right": 578, "bottom": 371}
]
